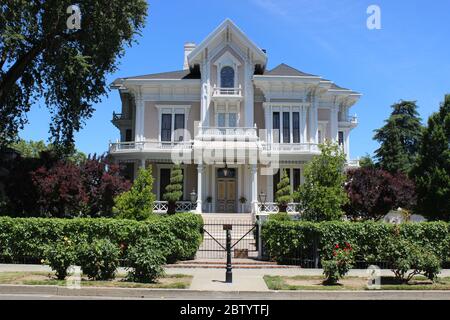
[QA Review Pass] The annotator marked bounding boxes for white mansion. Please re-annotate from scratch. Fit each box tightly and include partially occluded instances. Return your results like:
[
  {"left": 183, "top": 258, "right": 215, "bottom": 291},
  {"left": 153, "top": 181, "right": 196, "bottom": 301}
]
[{"left": 109, "top": 19, "right": 360, "bottom": 215}]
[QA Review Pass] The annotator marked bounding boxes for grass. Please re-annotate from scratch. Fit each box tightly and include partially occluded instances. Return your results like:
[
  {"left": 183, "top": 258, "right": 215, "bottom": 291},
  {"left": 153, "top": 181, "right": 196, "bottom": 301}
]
[
  {"left": 264, "top": 275, "right": 450, "bottom": 291},
  {"left": 0, "top": 272, "right": 192, "bottom": 289}
]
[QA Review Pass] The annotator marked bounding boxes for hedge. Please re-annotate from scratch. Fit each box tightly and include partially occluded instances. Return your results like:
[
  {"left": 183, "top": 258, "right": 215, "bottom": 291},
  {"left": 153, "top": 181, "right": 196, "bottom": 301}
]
[
  {"left": 261, "top": 220, "right": 450, "bottom": 266},
  {"left": 0, "top": 213, "right": 203, "bottom": 264}
]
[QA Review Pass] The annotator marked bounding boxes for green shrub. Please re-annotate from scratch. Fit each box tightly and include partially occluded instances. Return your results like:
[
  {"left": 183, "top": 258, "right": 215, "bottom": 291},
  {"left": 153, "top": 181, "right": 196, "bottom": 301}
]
[
  {"left": 379, "top": 237, "right": 441, "bottom": 283},
  {"left": 275, "top": 169, "right": 291, "bottom": 212},
  {"left": 113, "top": 167, "right": 155, "bottom": 220},
  {"left": 268, "top": 212, "right": 292, "bottom": 222},
  {"left": 43, "top": 237, "right": 77, "bottom": 280},
  {"left": 261, "top": 219, "right": 450, "bottom": 267},
  {"left": 322, "top": 242, "right": 354, "bottom": 284},
  {"left": 163, "top": 165, "right": 183, "bottom": 215},
  {"left": 0, "top": 213, "right": 203, "bottom": 265},
  {"left": 126, "top": 239, "right": 166, "bottom": 283},
  {"left": 77, "top": 239, "right": 120, "bottom": 280}
]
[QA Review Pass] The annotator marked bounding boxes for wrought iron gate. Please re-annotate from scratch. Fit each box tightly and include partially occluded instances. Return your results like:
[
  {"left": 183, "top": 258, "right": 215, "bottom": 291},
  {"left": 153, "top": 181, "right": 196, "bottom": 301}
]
[{"left": 197, "top": 220, "right": 258, "bottom": 259}]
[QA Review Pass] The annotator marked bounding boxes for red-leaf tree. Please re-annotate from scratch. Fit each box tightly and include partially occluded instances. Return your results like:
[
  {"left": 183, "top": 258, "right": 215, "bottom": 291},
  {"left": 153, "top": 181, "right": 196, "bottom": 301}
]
[
  {"left": 80, "top": 155, "right": 131, "bottom": 217},
  {"left": 30, "top": 156, "right": 131, "bottom": 218},
  {"left": 344, "top": 167, "right": 416, "bottom": 220},
  {"left": 32, "top": 161, "right": 88, "bottom": 217}
]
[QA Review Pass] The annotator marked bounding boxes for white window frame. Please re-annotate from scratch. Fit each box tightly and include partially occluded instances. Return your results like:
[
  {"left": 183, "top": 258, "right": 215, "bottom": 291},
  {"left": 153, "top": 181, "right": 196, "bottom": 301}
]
[
  {"left": 156, "top": 105, "right": 191, "bottom": 142},
  {"left": 213, "top": 51, "right": 241, "bottom": 89}
]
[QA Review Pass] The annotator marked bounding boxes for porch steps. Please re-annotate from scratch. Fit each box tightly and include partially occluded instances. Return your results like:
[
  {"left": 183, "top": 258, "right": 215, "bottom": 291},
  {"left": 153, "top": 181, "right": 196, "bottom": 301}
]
[{"left": 166, "top": 259, "right": 299, "bottom": 269}]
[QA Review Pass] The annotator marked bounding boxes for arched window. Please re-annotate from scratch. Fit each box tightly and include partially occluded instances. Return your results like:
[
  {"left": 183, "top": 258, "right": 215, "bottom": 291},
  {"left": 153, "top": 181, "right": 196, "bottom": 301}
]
[{"left": 220, "top": 66, "right": 235, "bottom": 88}]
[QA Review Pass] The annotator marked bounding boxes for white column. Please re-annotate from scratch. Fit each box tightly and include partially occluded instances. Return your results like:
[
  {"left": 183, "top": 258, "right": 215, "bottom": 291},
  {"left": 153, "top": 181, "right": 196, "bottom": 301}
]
[
  {"left": 331, "top": 105, "right": 339, "bottom": 142},
  {"left": 266, "top": 171, "right": 274, "bottom": 202},
  {"left": 251, "top": 164, "right": 258, "bottom": 214},
  {"left": 135, "top": 97, "right": 145, "bottom": 142},
  {"left": 140, "top": 158, "right": 146, "bottom": 169},
  {"left": 300, "top": 105, "right": 307, "bottom": 143},
  {"left": 244, "top": 62, "right": 254, "bottom": 128},
  {"left": 345, "top": 130, "right": 350, "bottom": 161},
  {"left": 309, "top": 98, "right": 318, "bottom": 144},
  {"left": 237, "top": 165, "right": 242, "bottom": 212},
  {"left": 196, "top": 164, "right": 203, "bottom": 213},
  {"left": 200, "top": 60, "right": 211, "bottom": 127}
]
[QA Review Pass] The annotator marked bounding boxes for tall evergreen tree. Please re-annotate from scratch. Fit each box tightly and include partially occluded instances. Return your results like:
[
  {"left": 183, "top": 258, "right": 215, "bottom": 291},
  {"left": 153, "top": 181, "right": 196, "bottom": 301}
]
[
  {"left": 275, "top": 169, "right": 291, "bottom": 213},
  {"left": 411, "top": 95, "right": 450, "bottom": 221},
  {"left": 164, "top": 164, "right": 183, "bottom": 215},
  {"left": 373, "top": 101, "right": 422, "bottom": 174}
]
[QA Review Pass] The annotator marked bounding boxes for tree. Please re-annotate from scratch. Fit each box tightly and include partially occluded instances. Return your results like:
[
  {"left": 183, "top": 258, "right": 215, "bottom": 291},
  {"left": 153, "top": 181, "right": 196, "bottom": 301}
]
[
  {"left": 163, "top": 165, "right": 183, "bottom": 214},
  {"left": 411, "top": 95, "right": 450, "bottom": 221},
  {"left": 298, "top": 141, "right": 348, "bottom": 221},
  {"left": 32, "top": 161, "right": 88, "bottom": 217},
  {"left": 0, "top": 1, "right": 147, "bottom": 152},
  {"left": 373, "top": 101, "right": 422, "bottom": 174},
  {"left": 10, "top": 139, "right": 86, "bottom": 163},
  {"left": 344, "top": 167, "right": 416, "bottom": 220},
  {"left": 113, "top": 166, "right": 155, "bottom": 220},
  {"left": 275, "top": 169, "right": 291, "bottom": 213},
  {"left": 359, "top": 153, "right": 376, "bottom": 169},
  {"left": 81, "top": 155, "right": 131, "bottom": 217}
]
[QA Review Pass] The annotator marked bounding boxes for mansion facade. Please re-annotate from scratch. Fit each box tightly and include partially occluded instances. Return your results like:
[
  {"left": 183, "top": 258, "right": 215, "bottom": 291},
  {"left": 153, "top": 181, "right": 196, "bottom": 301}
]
[{"left": 109, "top": 19, "right": 360, "bottom": 215}]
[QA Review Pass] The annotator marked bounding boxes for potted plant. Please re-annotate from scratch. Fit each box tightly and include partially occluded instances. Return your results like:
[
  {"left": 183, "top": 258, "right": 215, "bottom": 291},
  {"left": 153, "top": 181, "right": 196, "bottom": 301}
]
[
  {"left": 275, "top": 169, "right": 291, "bottom": 213},
  {"left": 239, "top": 196, "right": 247, "bottom": 213},
  {"left": 206, "top": 196, "right": 212, "bottom": 212}
]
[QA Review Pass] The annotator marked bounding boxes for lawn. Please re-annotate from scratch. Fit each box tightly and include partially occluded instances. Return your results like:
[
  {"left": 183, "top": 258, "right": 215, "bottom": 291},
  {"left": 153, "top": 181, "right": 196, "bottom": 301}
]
[
  {"left": 0, "top": 272, "right": 192, "bottom": 289},
  {"left": 264, "top": 275, "right": 450, "bottom": 291}
]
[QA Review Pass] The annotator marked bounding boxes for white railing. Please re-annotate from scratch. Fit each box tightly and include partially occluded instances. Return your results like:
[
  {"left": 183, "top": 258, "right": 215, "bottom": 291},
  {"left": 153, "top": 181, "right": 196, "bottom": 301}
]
[
  {"left": 346, "top": 159, "right": 360, "bottom": 168},
  {"left": 261, "top": 142, "right": 320, "bottom": 153},
  {"left": 153, "top": 201, "right": 196, "bottom": 214},
  {"left": 109, "top": 141, "right": 194, "bottom": 153},
  {"left": 257, "top": 202, "right": 301, "bottom": 214},
  {"left": 212, "top": 85, "right": 242, "bottom": 97},
  {"left": 198, "top": 126, "right": 258, "bottom": 140}
]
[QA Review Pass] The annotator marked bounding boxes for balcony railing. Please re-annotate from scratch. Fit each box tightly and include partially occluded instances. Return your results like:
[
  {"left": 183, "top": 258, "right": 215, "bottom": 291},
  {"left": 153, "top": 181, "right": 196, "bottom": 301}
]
[
  {"left": 261, "top": 142, "right": 320, "bottom": 153},
  {"left": 109, "top": 141, "right": 194, "bottom": 153},
  {"left": 197, "top": 126, "right": 258, "bottom": 140},
  {"left": 153, "top": 201, "right": 196, "bottom": 214},
  {"left": 257, "top": 202, "right": 302, "bottom": 214},
  {"left": 212, "top": 85, "right": 242, "bottom": 98}
]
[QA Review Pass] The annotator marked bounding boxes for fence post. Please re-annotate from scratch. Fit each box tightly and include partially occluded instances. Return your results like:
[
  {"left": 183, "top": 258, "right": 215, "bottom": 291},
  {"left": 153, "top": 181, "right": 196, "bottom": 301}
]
[
  {"left": 224, "top": 224, "right": 233, "bottom": 283},
  {"left": 257, "top": 217, "right": 262, "bottom": 260}
]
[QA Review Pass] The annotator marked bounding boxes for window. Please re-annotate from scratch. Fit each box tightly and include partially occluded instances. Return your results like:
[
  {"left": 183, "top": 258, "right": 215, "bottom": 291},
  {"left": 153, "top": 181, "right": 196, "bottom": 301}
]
[
  {"left": 218, "top": 113, "right": 226, "bottom": 127},
  {"left": 273, "top": 112, "right": 280, "bottom": 143},
  {"left": 283, "top": 112, "right": 290, "bottom": 143},
  {"left": 293, "top": 112, "right": 300, "bottom": 143},
  {"left": 159, "top": 168, "right": 171, "bottom": 200},
  {"left": 338, "top": 131, "right": 344, "bottom": 146},
  {"left": 293, "top": 169, "right": 301, "bottom": 193},
  {"left": 220, "top": 66, "right": 235, "bottom": 88},
  {"left": 161, "top": 114, "right": 172, "bottom": 142},
  {"left": 228, "top": 113, "right": 237, "bottom": 127},
  {"left": 273, "top": 169, "right": 280, "bottom": 200},
  {"left": 174, "top": 114, "right": 185, "bottom": 141},
  {"left": 125, "top": 129, "right": 132, "bottom": 142}
]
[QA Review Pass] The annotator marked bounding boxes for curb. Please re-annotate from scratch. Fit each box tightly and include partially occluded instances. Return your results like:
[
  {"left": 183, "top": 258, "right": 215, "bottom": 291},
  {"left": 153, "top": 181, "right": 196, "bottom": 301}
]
[{"left": 1, "top": 285, "right": 450, "bottom": 300}]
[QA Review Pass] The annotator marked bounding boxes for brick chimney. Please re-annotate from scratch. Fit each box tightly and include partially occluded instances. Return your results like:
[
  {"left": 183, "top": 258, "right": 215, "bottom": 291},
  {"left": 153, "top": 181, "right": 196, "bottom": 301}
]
[{"left": 183, "top": 42, "right": 196, "bottom": 70}]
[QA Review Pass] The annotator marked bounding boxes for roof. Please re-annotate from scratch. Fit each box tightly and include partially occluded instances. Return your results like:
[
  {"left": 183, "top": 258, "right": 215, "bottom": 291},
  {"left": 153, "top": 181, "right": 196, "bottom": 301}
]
[
  {"left": 264, "top": 63, "right": 317, "bottom": 77},
  {"left": 117, "top": 69, "right": 200, "bottom": 81}
]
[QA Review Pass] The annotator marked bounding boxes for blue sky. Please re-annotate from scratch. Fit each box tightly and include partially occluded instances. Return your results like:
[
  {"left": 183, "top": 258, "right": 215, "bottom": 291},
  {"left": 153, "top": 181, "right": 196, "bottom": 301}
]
[{"left": 19, "top": 0, "right": 450, "bottom": 159}]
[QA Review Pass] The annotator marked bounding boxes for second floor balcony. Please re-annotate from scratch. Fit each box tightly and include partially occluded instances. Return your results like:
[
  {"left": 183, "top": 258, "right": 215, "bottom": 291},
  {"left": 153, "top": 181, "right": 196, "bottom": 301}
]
[
  {"left": 196, "top": 126, "right": 258, "bottom": 141},
  {"left": 212, "top": 85, "right": 243, "bottom": 101}
]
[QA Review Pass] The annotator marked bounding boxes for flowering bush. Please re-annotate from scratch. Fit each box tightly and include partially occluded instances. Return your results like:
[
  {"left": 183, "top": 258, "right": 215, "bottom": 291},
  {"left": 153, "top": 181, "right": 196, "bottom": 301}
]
[
  {"left": 77, "top": 239, "right": 120, "bottom": 280},
  {"left": 43, "top": 236, "right": 77, "bottom": 280},
  {"left": 322, "top": 242, "right": 354, "bottom": 284},
  {"left": 380, "top": 237, "right": 441, "bottom": 283}
]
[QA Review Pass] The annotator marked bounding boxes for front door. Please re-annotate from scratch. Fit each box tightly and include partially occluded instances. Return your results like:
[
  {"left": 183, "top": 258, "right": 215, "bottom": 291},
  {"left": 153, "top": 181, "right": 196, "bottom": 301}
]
[{"left": 216, "top": 168, "right": 236, "bottom": 213}]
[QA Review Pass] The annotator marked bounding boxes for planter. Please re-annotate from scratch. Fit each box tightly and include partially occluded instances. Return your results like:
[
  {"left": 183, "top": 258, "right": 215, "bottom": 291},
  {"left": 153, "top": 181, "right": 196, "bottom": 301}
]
[{"left": 278, "top": 204, "right": 287, "bottom": 213}]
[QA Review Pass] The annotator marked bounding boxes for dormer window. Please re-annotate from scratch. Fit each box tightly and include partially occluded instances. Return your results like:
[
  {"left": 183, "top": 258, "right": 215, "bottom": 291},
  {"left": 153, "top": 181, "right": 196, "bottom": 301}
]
[{"left": 220, "top": 66, "right": 235, "bottom": 88}]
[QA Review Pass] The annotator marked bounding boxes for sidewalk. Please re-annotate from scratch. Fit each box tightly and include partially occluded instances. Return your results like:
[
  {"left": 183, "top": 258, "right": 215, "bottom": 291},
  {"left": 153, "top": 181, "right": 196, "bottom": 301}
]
[{"left": 1, "top": 264, "right": 450, "bottom": 299}]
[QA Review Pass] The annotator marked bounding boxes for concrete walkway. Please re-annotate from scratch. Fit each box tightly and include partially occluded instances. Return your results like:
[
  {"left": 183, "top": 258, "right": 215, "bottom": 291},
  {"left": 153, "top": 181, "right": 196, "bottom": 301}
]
[{"left": 1, "top": 264, "right": 450, "bottom": 292}]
